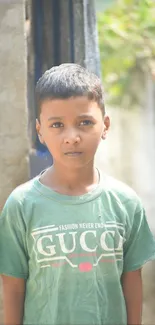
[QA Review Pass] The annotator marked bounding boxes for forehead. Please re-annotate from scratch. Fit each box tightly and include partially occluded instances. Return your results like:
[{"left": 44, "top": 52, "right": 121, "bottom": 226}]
[{"left": 40, "top": 96, "right": 102, "bottom": 119}]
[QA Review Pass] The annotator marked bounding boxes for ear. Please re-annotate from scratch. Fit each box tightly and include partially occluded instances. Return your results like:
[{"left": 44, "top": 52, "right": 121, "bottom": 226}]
[
  {"left": 102, "top": 115, "right": 110, "bottom": 140},
  {"left": 36, "top": 119, "right": 45, "bottom": 145}
]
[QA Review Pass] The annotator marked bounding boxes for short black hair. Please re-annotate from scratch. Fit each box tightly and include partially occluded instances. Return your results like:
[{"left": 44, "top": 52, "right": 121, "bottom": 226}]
[{"left": 35, "top": 63, "right": 105, "bottom": 117}]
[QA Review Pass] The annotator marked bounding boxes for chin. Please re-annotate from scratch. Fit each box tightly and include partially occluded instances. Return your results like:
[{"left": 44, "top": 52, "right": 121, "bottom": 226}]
[{"left": 63, "top": 159, "right": 94, "bottom": 170}]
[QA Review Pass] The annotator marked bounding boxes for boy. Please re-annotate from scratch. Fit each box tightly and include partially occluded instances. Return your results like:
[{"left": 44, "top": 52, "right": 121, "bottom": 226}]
[{"left": 0, "top": 63, "right": 155, "bottom": 325}]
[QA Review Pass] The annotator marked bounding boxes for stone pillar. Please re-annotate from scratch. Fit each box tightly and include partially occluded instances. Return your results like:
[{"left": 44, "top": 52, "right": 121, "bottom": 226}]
[{"left": 0, "top": 1, "right": 29, "bottom": 211}]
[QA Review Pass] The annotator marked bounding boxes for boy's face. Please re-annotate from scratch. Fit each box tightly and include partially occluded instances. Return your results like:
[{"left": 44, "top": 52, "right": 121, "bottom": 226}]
[{"left": 36, "top": 97, "right": 110, "bottom": 169}]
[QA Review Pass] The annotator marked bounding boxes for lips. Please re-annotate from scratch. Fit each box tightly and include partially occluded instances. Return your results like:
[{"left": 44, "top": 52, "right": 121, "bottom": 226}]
[{"left": 64, "top": 152, "right": 82, "bottom": 156}]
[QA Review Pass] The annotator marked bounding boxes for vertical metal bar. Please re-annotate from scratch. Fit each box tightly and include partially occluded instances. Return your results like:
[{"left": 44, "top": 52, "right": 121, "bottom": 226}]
[
  {"left": 33, "top": 0, "right": 46, "bottom": 150},
  {"left": 33, "top": 0, "right": 44, "bottom": 84},
  {"left": 52, "top": 0, "right": 61, "bottom": 65},
  {"left": 69, "top": 0, "right": 75, "bottom": 63}
]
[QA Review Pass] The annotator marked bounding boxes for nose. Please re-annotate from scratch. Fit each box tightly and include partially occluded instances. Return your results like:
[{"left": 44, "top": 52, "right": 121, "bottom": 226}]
[{"left": 63, "top": 128, "right": 81, "bottom": 145}]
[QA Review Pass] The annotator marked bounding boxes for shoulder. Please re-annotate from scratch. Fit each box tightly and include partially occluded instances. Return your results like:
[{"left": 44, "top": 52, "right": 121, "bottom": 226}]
[
  {"left": 1, "top": 177, "right": 38, "bottom": 213},
  {"left": 101, "top": 173, "right": 142, "bottom": 214},
  {"left": 103, "top": 174, "right": 137, "bottom": 199}
]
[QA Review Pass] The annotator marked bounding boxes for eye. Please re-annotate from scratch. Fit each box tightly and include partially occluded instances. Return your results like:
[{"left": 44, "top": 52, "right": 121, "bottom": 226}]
[
  {"left": 50, "top": 122, "right": 64, "bottom": 128},
  {"left": 79, "top": 120, "right": 94, "bottom": 126}
]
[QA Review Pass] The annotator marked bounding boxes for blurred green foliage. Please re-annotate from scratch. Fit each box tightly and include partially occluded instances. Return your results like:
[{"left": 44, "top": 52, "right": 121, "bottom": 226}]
[{"left": 97, "top": 0, "right": 155, "bottom": 108}]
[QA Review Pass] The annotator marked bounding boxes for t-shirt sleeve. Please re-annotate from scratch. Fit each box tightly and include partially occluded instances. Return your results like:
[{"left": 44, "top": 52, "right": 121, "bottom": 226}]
[
  {"left": 123, "top": 200, "right": 155, "bottom": 272},
  {"left": 0, "top": 194, "right": 29, "bottom": 279}
]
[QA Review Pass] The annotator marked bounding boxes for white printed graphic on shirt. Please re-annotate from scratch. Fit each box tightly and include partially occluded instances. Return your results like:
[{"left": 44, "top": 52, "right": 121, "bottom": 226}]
[{"left": 31, "top": 222, "right": 125, "bottom": 272}]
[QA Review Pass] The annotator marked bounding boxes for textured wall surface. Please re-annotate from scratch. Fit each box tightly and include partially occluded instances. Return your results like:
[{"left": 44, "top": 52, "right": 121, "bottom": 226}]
[
  {"left": 0, "top": 1, "right": 29, "bottom": 322},
  {"left": 95, "top": 105, "right": 155, "bottom": 324},
  {"left": 0, "top": 1, "right": 29, "bottom": 211}
]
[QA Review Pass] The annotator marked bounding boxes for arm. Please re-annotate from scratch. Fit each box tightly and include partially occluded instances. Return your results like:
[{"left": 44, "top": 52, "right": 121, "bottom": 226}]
[
  {"left": 121, "top": 269, "right": 142, "bottom": 325},
  {"left": 1, "top": 275, "right": 26, "bottom": 325}
]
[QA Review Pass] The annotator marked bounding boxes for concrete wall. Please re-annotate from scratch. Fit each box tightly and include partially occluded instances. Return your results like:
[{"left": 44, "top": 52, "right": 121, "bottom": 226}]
[
  {"left": 95, "top": 103, "right": 155, "bottom": 324},
  {"left": 0, "top": 1, "right": 29, "bottom": 321},
  {"left": 0, "top": 1, "right": 29, "bottom": 211}
]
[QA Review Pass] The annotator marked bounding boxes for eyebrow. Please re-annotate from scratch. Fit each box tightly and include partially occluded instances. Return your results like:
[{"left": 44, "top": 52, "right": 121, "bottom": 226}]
[
  {"left": 48, "top": 116, "right": 64, "bottom": 121},
  {"left": 47, "top": 114, "right": 95, "bottom": 121},
  {"left": 78, "top": 114, "right": 95, "bottom": 118}
]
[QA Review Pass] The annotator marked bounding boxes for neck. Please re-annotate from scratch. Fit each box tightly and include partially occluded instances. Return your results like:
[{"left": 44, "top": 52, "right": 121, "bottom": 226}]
[
  {"left": 41, "top": 161, "right": 99, "bottom": 195},
  {"left": 53, "top": 162, "right": 97, "bottom": 186}
]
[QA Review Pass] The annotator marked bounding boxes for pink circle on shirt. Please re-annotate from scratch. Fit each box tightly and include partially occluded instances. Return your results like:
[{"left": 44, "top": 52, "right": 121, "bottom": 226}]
[{"left": 79, "top": 262, "right": 93, "bottom": 272}]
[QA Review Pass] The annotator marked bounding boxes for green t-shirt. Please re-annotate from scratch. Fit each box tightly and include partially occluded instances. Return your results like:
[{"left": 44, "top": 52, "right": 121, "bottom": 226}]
[{"left": 0, "top": 172, "right": 155, "bottom": 325}]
